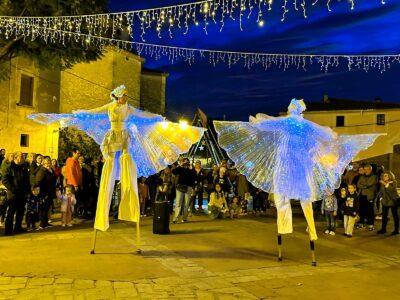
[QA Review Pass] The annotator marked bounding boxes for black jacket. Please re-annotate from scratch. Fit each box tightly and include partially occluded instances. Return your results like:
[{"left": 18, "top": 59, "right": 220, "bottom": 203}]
[
  {"left": 193, "top": 168, "right": 206, "bottom": 191},
  {"left": 214, "top": 175, "right": 230, "bottom": 193},
  {"left": 2, "top": 162, "right": 30, "bottom": 198},
  {"left": 29, "top": 162, "right": 41, "bottom": 186},
  {"left": 172, "top": 166, "right": 196, "bottom": 187},
  {"left": 342, "top": 193, "right": 359, "bottom": 216},
  {"left": 35, "top": 166, "right": 56, "bottom": 199}
]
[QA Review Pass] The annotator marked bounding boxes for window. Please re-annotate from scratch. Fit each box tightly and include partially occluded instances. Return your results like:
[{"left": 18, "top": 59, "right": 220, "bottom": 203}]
[
  {"left": 20, "top": 134, "right": 29, "bottom": 147},
  {"left": 19, "top": 74, "right": 34, "bottom": 106},
  {"left": 377, "top": 114, "right": 385, "bottom": 125},
  {"left": 336, "top": 116, "right": 345, "bottom": 127}
]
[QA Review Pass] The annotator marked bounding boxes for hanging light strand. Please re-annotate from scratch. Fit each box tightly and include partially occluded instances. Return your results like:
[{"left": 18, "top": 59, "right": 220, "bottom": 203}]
[
  {"left": 0, "top": 0, "right": 387, "bottom": 42},
  {"left": 7, "top": 21, "right": 398, "bottom": 73}
]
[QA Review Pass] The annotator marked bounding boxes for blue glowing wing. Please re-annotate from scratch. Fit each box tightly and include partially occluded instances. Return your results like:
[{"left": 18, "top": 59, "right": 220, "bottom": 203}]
[
  {"left": 129, "top": 121, "right": 206, "bottom": 177},
  {"left": 214, "top": 120, "right": 280, "bottom": 192},
  {"left": 28, "top": 113, "right": 110, "bottom": 145},
  {"left": 337, "top": 134, "right": 383, "bottom": 171}
]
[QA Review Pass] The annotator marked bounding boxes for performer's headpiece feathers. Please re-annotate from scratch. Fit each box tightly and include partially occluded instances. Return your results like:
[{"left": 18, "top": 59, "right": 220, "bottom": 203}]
[
  {"left": 110, "top": 85, "right": 127, "bottom": 100},
  {"left": 288, "top": 98, "right": 306, "bottom": 115}
]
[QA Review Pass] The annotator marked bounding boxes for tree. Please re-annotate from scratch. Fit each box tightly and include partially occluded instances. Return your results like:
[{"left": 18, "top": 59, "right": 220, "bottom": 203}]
[
  {"left": 58, "top": 127, "right": 101, "bottom": 163},
  {"left": 0, "top": 0, "right": 108, "bottom": 80}
]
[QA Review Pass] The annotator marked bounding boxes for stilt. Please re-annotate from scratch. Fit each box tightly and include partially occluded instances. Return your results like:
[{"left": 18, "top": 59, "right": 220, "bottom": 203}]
[
  {"left": 136, "top": 222, "right": 142, "bottom": 254},
  {"left": 277, "top": 234, "right": 283, "bottom": 261},
  {"left": 90, "top": 229, "right": 98, "bottom": 254},
  {"left": 310, "top": 240, "right": 317, "bottom": 266}
]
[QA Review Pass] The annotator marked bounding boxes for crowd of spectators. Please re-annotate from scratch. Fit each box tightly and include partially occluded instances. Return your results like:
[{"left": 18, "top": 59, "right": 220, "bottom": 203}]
[
  {"left": 0, "top": 148, "right": 103, "bottom": 236},
  {"left": 138, "top": 157, "right": 270, "bottom": 223},
  {"left": 319, "top": 162, "right": 399, "bottom": 237},
  {"left": 1, "top": 146, "right": 398, "bottom": 238}
]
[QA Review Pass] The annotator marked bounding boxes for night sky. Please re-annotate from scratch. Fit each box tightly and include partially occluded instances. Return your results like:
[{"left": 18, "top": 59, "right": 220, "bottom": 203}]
[{"left": 109, "top": 0, "right": 400, "bottom": 121}]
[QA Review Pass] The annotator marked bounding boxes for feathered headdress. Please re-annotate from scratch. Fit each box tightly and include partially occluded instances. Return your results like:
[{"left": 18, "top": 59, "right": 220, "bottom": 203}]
[
  {"left": 287, "top": 98, "right": 306, "bottom": 115},
  {"left": 110, "top": 85, "right": 127, "bottom": 100}
]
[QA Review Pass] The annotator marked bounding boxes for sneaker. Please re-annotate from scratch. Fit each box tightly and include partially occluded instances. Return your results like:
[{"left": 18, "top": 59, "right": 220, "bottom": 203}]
[
  {"left": 375, "top": 215, "right": 382, "bottom": 220},
  {"left": 37, "top": 227, "right": 44, "bottom": 230},
  {"left": 67, "top": 224, "right": 73, "bottom": 227},
  {"left": 391, "top": 231, "right": 399, "bottom": 236},
  {"left": 329, "top": 231, "right": 336, "bottom": 236},
  {"left": 343, "top": 233, "right": 348, "bottom": 237},
  {"left": 377, "top": 229, "right": 386, "bottom": 234},
  {"left": 61, "top": 224, "right": 66, "bottom": 227},
  {"left": 324, "top": 230, "right": 330, "bottom": 234},
  {"left": 347, "top": 234, "right": 353, "bottom": 238}
]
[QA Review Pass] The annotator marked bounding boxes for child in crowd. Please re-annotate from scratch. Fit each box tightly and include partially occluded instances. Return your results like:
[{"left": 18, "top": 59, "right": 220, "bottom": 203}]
[
  {"left": 321, "top": 191, "right": 338, "bottom": 235},
  {"left": 343, "top": 184, "right": 359, "bottom": 238},
  {"left": 138, "top": 177, "right": 150, "bottom": 217},
  {"left": 241, "top": 196, "right": 248, "bottom": 215},
  {"left": 337, "top": 187, "right": 347, "bottom": 223},
  {"left": 230, "top": 196, "right": 242, "bottom": 219},
  {"left": 245, "top": 192, "right": 254, "bottom": 215},
  {"left": 208, "top": 183, "right": 228, "bottom": 219},
  {"left": 26, "top": 185, "right": 42, "bottom": 231},
  {"left": 57, "top": 185, "right": 76, "bottom": 227}
]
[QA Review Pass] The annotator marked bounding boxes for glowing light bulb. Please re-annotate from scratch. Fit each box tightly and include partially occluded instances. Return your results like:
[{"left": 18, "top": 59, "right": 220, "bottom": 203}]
[
  {"left": 195, "top": 21, "right": 199, "bottom": 26},
  {"left": 258, "top": 20, "right": 265, "bottom": 27},
  {"left": 161, "top": 121, "right": 169, "bottom": 129},
  {"left": 179, "top": 120, "right": 188, "bottom": 130}
]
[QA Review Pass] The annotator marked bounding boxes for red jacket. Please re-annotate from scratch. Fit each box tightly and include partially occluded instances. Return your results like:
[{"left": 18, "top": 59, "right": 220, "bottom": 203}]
[{"left": 65, "top": 157, "right": 82, "bottom": 188}]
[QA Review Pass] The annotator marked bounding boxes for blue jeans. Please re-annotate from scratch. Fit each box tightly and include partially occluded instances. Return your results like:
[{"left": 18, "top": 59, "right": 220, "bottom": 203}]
[
  {"left": 173, "top": 187, "right": 192, "bottom": 222},
  {"left": 325, "top": 210, "right": 335, "bottom": 232}
]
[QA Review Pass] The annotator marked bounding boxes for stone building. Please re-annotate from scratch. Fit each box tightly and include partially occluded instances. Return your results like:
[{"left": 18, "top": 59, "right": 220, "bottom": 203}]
[
  {"left": 302, "top": 96, "right": 400, "bottom": 177},
  {"left": 0, "top": 47, "right": 168, "bottom": 158}
]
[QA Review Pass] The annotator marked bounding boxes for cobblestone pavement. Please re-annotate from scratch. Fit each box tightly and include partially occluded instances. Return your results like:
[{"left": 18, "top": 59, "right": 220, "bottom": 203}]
[{"left": 1, "top": 215, "right": 400, "bottom": 299}]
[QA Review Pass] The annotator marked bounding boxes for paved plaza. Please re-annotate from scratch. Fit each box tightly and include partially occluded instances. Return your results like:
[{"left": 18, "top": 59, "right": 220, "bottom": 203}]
[{"left": 1, "top": 212, "right": 400, "bottom": 299}]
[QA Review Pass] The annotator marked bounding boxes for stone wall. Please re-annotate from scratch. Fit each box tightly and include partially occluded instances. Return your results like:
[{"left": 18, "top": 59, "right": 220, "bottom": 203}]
[
  {"left": 0, "top": 57, "right": 59, "bottom": 157},
  {"left": 60, "top": 47, "right": 142, "bottom": 113},
  {"left": 140, "top": 71, "right": 168, "bottom": 115}
]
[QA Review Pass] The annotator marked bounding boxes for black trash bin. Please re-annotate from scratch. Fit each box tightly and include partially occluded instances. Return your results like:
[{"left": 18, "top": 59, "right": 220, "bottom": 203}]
[{"left": 153, "top": 201, "right": 170, "bottom": 234}]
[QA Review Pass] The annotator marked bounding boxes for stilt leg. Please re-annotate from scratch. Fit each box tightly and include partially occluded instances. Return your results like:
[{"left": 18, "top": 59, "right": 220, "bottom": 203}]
[
  {"left": 310, "top": 240, "right": 317, "bottom": 267},
  {"left": 277, "top": 234, "right": 283, "bottom": 261},
  {"left": 90, "top": 229, "right": 98, "bottom": 254},
  {"left": 136, "top": 222, "right": 142, "bottom": 254}
]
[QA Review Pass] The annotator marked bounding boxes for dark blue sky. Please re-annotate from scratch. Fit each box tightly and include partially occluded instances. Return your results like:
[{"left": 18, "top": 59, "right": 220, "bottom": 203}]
[{"left": 109, "top": 0, "right": 400, "bottom": 120}]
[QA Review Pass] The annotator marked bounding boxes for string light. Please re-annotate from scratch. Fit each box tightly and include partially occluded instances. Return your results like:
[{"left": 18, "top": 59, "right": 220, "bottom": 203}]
[
  {"left": 179, "top": 120, "right": 189, "bottom": 129},
  {"left": 5, "top": 21, "right": 399, "bottom": 73},
  {"left": 0, "top": 0, "right": 387, "bottom": 43}
]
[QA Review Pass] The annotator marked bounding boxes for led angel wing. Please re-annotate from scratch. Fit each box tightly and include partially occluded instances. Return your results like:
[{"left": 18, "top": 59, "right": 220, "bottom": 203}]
[
  {"left": 337, "top": 134, "right": 384, "bottom": 172},
  {"left": 214, "top": 120, "right": 279, "bottom": 193},
  {"left": 215, "top": 117, "right": 382, "bottom": 201},
  {"left": 28, "top": 113, "right": 110, "bottom": 144},
  {"left": 128, "top": 120, "right": 206, "bottom": 177},
  {"left": 29, "top": 110, "right": 206, "bottom": 178}
]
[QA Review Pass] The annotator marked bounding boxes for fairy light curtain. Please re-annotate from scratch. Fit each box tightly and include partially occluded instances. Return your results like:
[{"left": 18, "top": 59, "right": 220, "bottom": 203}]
[{"left": 0, "top": 0, "right": 388, "bottom": 42}]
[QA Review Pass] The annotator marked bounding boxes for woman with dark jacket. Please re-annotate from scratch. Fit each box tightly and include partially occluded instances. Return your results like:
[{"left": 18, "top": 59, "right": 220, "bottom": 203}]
[
  {"left": 213, "top": 166, "right": 230, "bottom": 195},
  {"left": 377, "top": 171, "right": 399, "bottom": 235},
  {"left": 35, "top": 157, "right": 56, "bottom": 229}
]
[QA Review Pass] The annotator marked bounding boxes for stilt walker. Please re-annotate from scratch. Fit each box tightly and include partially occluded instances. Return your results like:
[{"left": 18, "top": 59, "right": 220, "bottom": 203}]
[
  {"left": 28, "top": 85, "right": 205, "bottom": 254},
  {"left": 214, "top": 99, "right": 381, "bottom": 265}
]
